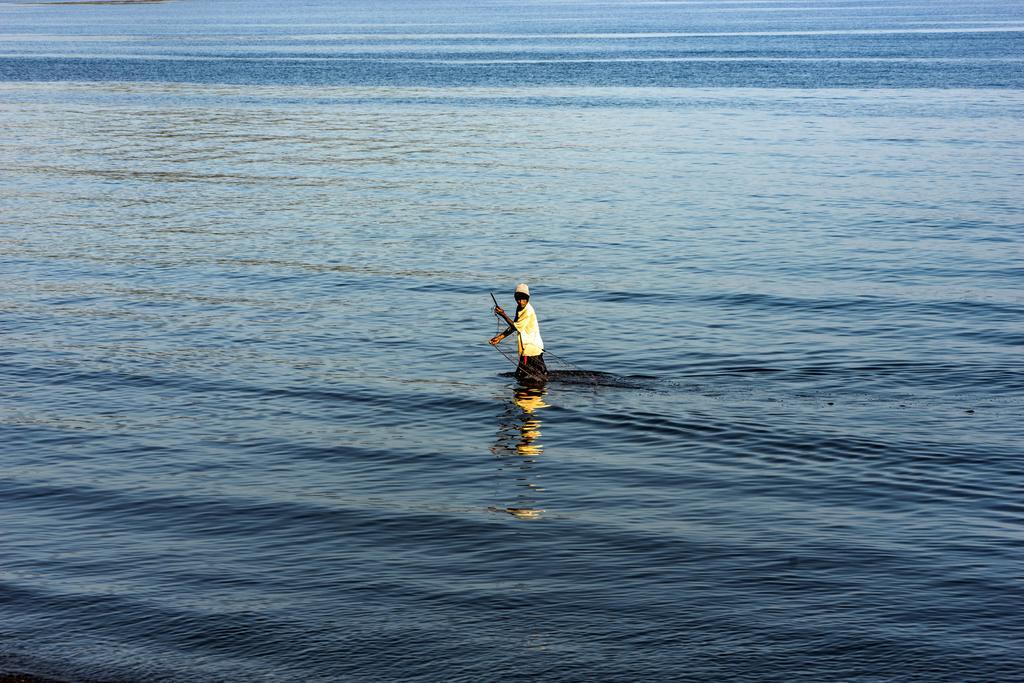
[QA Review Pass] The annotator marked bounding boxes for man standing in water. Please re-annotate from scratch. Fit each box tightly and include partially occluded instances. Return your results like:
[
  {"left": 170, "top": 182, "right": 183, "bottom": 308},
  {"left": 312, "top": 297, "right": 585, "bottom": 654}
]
[{"left": 490, "top": 283, "right": 547, "bottom": 383}]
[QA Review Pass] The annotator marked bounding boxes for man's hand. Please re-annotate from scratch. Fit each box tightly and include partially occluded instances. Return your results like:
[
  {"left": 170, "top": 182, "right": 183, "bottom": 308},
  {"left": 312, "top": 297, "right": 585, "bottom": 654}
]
[
  {"left": 493, "top": 305, "right": 505, "bottom": 316},
  {"left": 489, "top": 335, "right": 503, "bottom": 345}
]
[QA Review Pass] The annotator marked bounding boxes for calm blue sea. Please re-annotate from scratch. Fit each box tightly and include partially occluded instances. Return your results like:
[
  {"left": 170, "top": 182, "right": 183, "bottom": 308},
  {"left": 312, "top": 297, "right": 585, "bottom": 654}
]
[{"left": 1, "top": 1, "right": 1023, "bottom": 681}]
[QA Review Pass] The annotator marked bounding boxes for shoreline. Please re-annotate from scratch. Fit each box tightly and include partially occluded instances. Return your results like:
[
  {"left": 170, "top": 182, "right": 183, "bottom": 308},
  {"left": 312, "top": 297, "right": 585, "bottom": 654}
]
[
  {"left": 0, "top": 673, "right": 65, "bottom": 683},
  {"left": 32, "top": 1, "right": 169, "bottom": 5}
]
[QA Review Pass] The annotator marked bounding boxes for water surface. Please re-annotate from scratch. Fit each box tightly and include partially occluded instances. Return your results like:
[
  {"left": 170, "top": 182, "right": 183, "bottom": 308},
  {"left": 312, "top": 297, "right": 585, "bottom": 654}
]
[{"left": 1, "top": 1, "right": 1022, "bottom": 681}]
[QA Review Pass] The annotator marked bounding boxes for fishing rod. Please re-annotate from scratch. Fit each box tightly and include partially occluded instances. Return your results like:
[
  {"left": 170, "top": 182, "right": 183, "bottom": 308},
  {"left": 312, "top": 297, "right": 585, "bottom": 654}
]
[{"left": 489, "top": 292, "right": 513, "bottom": 361}]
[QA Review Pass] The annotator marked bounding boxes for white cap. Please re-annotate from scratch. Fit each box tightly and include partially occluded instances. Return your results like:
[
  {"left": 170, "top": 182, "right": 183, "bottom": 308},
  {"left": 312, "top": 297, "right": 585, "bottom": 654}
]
[{"left": 514, "top": 283, "right": 530, "bottom": 297}]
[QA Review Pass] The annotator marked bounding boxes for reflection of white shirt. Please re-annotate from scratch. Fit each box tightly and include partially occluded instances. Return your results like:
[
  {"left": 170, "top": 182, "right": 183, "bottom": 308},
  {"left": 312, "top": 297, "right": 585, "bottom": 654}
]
[{"left": 513, "top": 303, "right": 544, "bottom": 357}]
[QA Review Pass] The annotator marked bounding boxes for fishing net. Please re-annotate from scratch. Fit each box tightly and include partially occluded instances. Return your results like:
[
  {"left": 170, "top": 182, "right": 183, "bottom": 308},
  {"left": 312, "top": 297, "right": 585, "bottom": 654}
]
[{"left": 489, "top": 298, "right": 616, "bottom": 386}]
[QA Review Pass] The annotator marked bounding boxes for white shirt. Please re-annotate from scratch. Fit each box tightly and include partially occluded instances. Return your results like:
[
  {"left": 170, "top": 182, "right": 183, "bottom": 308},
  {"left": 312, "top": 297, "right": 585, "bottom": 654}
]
[{"left": 513, "top": 303, "right": 544, "bottom": 357}]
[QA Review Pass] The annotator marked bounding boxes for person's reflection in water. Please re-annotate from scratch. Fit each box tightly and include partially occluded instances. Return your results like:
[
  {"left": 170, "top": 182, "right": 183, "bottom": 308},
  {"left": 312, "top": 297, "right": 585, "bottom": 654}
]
[{"left": 490, "top": 387, "right": 550, "bottom": 520}]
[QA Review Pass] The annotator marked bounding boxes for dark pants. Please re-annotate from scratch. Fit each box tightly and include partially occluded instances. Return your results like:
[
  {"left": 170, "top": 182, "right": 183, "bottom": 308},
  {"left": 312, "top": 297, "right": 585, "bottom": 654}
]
[{"left": 515, "top": 354, "right": 548, "bottom": 384}]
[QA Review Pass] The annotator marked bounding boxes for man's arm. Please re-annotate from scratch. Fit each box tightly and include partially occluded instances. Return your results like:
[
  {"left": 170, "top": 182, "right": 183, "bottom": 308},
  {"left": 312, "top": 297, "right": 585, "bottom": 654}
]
[
  {"left": 489, "top": 305, "right": 517, "bottom": 345},
  {"left": 493, "top": 305, "right": 515, "bottom": 327},
  {"left": 490, "top": 324, "right": 515, "bottom": 344}
]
